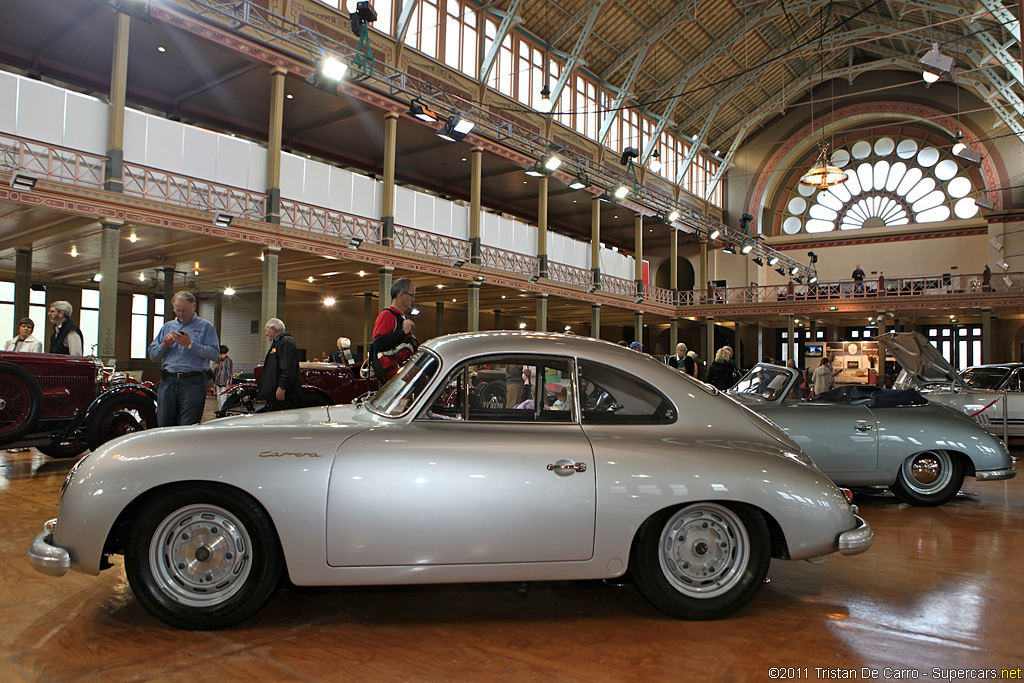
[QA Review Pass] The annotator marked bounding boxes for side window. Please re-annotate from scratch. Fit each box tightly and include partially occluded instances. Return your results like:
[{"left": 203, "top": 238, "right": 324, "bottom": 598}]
[
  {"left": 422, "top": 356, "right": 575, "bottom": 422},
  {"left": 578, "top": 361, "right": 676, "bottom": 425},
  {"left": 1009, "top": 370, "right": 1021, "bottom": 392}
]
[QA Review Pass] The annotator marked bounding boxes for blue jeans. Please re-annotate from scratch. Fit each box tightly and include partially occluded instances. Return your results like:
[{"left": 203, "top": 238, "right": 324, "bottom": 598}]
[{"left": 157, "top": 374, "right": 207, "bottom": 427}]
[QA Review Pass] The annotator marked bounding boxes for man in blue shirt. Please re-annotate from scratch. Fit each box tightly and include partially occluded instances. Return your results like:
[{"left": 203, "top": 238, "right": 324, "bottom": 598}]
[{"left": 148, "top": 291, "right": 220, "bottom": 426}]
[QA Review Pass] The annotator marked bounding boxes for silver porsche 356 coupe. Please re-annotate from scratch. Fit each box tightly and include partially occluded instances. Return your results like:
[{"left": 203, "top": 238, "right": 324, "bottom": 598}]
[
  {"left": 729, "top": 362, "right": 1015, "bottom": 506},
  {"left": 29, "top": 332, "right": 871, "bottom": 630}
]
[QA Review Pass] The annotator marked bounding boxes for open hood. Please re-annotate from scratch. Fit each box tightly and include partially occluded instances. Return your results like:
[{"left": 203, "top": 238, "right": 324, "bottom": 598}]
[{"left": 876, "top": 332, "right": 965, "bottom": 389}]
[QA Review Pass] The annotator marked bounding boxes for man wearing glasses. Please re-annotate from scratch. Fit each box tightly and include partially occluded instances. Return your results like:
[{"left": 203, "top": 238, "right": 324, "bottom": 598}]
[
  {"left": 370, "top": 277, "right": 419, "bottom": 383},
  {"left": 148, "top": 291, "right": 220, "bottom": 426}
]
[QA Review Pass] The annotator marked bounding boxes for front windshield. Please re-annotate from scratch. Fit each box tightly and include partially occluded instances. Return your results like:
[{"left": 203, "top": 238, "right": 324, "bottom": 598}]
[
  {"left": 367, "top": 351, "right": 440, "bottom": 417},
  {"left": 731, "top": 365, "right": 791, "bottom": 401},
  {"left": 960, "top": 367, "right": 1010, "bottom": 390}
]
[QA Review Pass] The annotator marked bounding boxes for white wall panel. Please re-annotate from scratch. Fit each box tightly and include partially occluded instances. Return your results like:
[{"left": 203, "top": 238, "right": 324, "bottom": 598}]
[
  {"left": 247, "top": 145, "right": 267, "bottom": 192},
  {"left": 17, "top": 78, "right": 65, "bottom": 146},
  {"left": 480, "top": 212, "right": 500, "bottom": 246},
  {"left": 548, "top": 232, "right": 566, "bottom": 262},
  {"left": 350, "top": 174, "right": 377, "bottom": 217},
  {"left": 0, "top": 71, "right": 17, "bottom": 135},
  {"left": 62, "top": 92, "right": 107, "bottom": 155},
  {"left": 182, "top": 126, "right": 218, "bottom": 182},
  {"left": 328, "top": 166, "right": 354, "bottom": 212},
  {"left": 216, "top": 134, "right": 253, "bottom": 189},
  {"left": 145, "top": 116, "right": 184, "bottom": 174},
  {"left": 413, "top": 192, "right": 434, "bottom": 232},
  {"left": 302, "top": 158, "right": 330, "bottom": 207},
  {"left": 279, "top": 152, "right": 306, "bottom": 200},
  {"left": 394, "top": 186, "right": 415, "bottom": 225},
  {"left": 450, "top": 204, "right": 469, "bottom": 239},
  {"left": 123, "top": 109, "right": 148, "bottom": 164},
  {"left": 514, "top": 220, "right": 536, "bottom": 256}
]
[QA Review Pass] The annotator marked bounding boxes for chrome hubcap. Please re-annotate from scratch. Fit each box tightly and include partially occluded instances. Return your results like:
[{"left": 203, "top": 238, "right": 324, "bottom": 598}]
[
  {"left": 149, "top": 504, "right": 252, "bottom": 607},
  {"left": 659, "top": 504, "right": 748, "bottom": 598},
  {"left": 911, "top": 457, "right": 940, "bottom": 484}
]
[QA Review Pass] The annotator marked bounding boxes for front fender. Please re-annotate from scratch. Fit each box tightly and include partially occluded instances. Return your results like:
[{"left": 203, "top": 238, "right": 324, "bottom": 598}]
[
  {"left": 62, "top": 384, "right": 158, "bottom": 439},
  {"left": 51, "top": 415, "right": 370, "bottom": 575}
]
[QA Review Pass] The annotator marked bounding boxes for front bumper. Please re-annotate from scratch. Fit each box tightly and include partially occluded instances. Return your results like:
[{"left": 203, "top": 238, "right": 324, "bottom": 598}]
[
  {"left": 837, "top": 515, "right": 873, "bottom": 556},
  {"left": 975, "top": 465, "right": 1016, "bottom": 481},
  {"left": 27, "top": 520, "right": 70, "bottom": 577}
]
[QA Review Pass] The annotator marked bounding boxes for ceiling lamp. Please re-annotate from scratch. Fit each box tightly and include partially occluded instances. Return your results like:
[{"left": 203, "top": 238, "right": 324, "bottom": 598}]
[
  {"left": 799, "top": 142, "right": 848, "bottom": 189},
  {"left": 524, "top": 163, "right": 545, "bottom": 177},
  {"left": 568, "top": 174, "right": 590, "bottom": 190},
  {"left": 722, "top": 245, "right": 736, "bottom": 254},
  {"left": 667, "top": 209, "right": 680, "bottom": 222},
  {"left": 649, "top": 149, "right": 662, "bottom": 173},
  {"left": 407, "top": 100, "right": 439, "bottom": 122},
  {"left": 612, "top": 184, "right": 630, "bottom": 200},
  {"left": 920, "top": 42, "right": 956, "bottom": 83},
  {"left": 740, "top": 242, "right": 753, "bottom": 255},
  {"left": 767, "top": 255, "right": 779, "bottom": 266},
  {"left": 708, "top": 229, "right": 720, "bottom": 240},
  {"left": 537, "top": 83, "right": 553, "bottom": 113},
  {"left": 790, "top": 265, "right": 800, "bottom": 276},
  {"left": 307, "top": 52, "right": 349, "bottom": 93},
  {"left": 619, "top": 147, "right": 639, "bottom": 166},
  {"left": 437, "top": 115, "right": 475, "bottom": 142},
  {"left": 951, "top": 132, "right": 981, "bottom": 164},
  {"left": 752, "top": 256, "right": 764, "bottom": 266},
  {"left": 542, "top": 153, "right": 561, "bottom": 172}
]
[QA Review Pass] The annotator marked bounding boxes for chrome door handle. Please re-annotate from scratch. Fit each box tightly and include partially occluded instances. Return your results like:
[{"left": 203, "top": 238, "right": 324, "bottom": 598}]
[
  {"left": 855, "top": 424, "right": 874, "bottom": 432},
  {"left": 547, "top": 461, "right": 587, "bottom": 473}
]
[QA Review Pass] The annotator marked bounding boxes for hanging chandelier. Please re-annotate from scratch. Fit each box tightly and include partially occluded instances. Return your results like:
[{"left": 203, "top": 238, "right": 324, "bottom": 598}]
[{"left": 799, "top": 141, "right": 848, "bottom": 189}]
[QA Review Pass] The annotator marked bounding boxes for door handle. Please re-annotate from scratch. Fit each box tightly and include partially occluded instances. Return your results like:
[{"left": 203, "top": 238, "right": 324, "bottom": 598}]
[
  {"left": 547, "top": 461, "right": 587, "bottom": 474},
  {"left": 855, "top": 424, "right": 874, "bottom": 432}
]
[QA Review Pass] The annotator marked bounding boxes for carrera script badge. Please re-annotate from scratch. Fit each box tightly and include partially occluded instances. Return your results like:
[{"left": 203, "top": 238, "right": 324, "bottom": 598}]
[{"left": 259, "top": 451, "right": 322, "bottom": 458}]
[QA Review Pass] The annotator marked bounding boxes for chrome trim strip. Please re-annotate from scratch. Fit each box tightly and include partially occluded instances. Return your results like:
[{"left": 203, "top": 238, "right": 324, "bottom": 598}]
[
  {"left": 27, "top": 530, "right": 70, "bottom": 577},
  {"left": 837, "top": 515, "right": 873, "bottom": 556},
  {"left": 975, "top": 465, "right": 1017, "bottom": 481}
]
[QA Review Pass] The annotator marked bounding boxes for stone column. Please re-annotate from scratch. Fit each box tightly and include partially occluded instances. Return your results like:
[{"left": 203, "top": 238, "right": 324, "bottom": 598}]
[
  {"left": 163, "top": 266, "right": 176, "bottom": 321},
  {"left": 97, "top": 222, "right": 121, "bottom": 359},
  {"left": 470, "top": 146, "right": 483, "bottom": 264},
  {"left": 538, "top": 176, "right": 548, "bottom": 277},
  {"left": 378, "top": 267, "right": 393, "bottom": 311},
  {"left": 536, "top": 294, "right": 548, "bottom": 332},
  {"left": 591, "top": 196, "right": 601, "bottom": 289},
  {"left": 13, "top": 247, "right": 31, "bottom": 328},
  {"left": 260, "top": 247, "right": 280, "bottom": 356},
  {"left": 380, "top": 111, "right": 399, "bottom": 245},
  {"left": 266, "top": 68, "right": 286, "bottom": 224},
  {"left": 591, "top": 303, "right": 601, "bottom": 340},
  {"left": 105, "top": 12, "right": 130, "bottom": 192},
  {"left": 467, "top": 282, "right": 480, "bottom": 332}
]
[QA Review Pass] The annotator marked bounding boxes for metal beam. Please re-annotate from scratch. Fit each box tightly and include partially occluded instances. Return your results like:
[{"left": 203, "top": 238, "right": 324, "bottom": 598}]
[
  {"left": 394, "top": 0, "right": 421, "bottom": 49},
  {"left": 675, "top": 102, "right": 722, "bottom": 185},
  {"left": 548, "top": 0, "right": 609, "bottom": 108},
  {"left": 478, "top": 0, "right": 522, "bottom": 86}
]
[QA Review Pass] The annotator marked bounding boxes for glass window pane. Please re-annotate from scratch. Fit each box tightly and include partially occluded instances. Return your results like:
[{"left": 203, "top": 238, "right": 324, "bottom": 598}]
[{"left": 81, "top": 289, "right": 100, "bottom": 309}]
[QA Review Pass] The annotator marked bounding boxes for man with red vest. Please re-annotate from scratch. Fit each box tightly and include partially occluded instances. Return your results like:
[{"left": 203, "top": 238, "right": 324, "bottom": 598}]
[{"left": 370, "top": 277, "right": 419, "bottom": 383}]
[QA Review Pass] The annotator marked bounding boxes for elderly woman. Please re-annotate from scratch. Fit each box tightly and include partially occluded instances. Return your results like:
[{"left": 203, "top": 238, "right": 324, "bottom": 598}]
[{"left": 705, "top": 346, "right": 737, "bottom": 390}]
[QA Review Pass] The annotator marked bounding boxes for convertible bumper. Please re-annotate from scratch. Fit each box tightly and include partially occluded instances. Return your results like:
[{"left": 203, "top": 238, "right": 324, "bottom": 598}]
[
  {"left": 27, "top": 520, "right": 70, "bottom": 577},
  {"left": 838, "top": 515, "right": 873, "bottom": 556},
  {"left": 975, "top": 465, "right": 1016, "bottom": 481}
]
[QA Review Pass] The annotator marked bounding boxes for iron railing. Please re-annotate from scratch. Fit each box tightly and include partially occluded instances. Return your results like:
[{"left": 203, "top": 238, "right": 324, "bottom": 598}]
[
  {"left": 123, "top": 163, "right": 266, "bottom": 220},
  {"left": 0, "top": 132, "right": 105, "bottom": 188},
  {"left": 280, "top": 199, "right": 382, "bottom": 245}
]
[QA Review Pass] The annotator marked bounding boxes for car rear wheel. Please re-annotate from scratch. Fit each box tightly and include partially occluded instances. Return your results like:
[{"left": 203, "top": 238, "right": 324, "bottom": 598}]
[
  {"left": 630, "top": 502, "right": 770, "bottom": 620},
  {"left": 86, "top": 393, "right": 158, "bottom": 451},
  {"left": 0, "top": 361, "right": 42, "bottom": 444},
  {"left": 891, "top": 450, "right": 964, "bottom": 506},
  {"left": 125, "top": 484, "right": 283, "bottom": 630}
]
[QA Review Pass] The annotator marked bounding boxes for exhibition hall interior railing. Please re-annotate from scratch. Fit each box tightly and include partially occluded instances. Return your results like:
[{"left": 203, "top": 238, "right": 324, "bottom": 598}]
[{"left": 3, "top": 131, "right": 1021, "bottom": 310}]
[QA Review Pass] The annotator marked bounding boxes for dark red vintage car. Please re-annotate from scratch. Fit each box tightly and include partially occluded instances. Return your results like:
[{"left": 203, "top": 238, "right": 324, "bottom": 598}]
[
  {"left": 0, "top": 352, "right": 158, "bottom": 458},
  {"left": 215, "top": 361, "right": 379, "bottom": 416}
]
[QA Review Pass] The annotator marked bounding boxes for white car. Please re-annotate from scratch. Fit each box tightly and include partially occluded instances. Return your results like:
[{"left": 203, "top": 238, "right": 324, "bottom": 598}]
[
  {"left": 882, "top": 332, "right": 1024, "bottom": 438},
  {"left": 29, "top": 332, "right": 871, "bottom": 630}
]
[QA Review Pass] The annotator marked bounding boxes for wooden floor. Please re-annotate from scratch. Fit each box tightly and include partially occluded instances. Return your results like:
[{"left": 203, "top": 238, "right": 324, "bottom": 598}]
[{"left": 2, "top": 407, "right": 1022, "bottom": 681}]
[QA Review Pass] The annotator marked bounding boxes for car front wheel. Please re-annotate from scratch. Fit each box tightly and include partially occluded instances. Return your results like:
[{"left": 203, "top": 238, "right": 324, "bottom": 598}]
[
  {"left": 630, "top": 502, "right": 770, "bottom": 620},
  {"left": 125, "top": 484, "right": 283, "bottom": 630},
  {"left": 86, "top": 393, "right": 158, "bottom": 451},
  {"left": 890, "top": 450, "right": 964, "bottom": 506}
]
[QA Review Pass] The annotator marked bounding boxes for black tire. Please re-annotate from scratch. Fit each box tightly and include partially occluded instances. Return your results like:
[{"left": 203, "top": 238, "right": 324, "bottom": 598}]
[
  {"left": 478, "top": 379, "right": 506, "bottom": 408},
  {"left": 37, "top": 440, "right": 89, "bottom": 459},
  {"left": 124, "top": 483, "right": 283, "bottom": 630},
  {"left": 219, "top": 386, "right": 261, "bottom": 416},
  {"left": 86, "top": 393, "right": 158, "bottom": 451},
  {"left": 630, "top": 502, "right": 770, "bottom": 620},
  {"left": 890, "top": 450, "right": 964, "bottom": 506},
  {"left": 0, "top": 361, "right": 42, "bottom": 444}
]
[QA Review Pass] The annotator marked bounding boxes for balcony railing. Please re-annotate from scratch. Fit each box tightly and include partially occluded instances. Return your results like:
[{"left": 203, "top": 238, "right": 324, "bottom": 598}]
[
  {"left": 480, "top": 244, "right": 539, "bottom": 278},
  {"left": 123, "top": 163, "right": 266, "bottom": 220},
  {"left": 0, "top": 132, "right": 105, "bottom": 189},
  {"left": 602, "top": 274, "right": 638, "bottom": 298},
  {"left": 280, "top": 199, "right": 382, "bottom": 245},
  {"left": 547, "top": 261, "right": 592, "bottom": 288},
  {"left": 394, "top": 225, "right": 471, "bottom": 263}
]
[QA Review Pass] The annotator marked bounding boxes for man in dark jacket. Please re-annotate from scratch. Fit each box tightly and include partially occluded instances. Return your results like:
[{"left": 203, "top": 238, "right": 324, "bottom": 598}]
[
  {"left": 371, "top": 277, "right": 419, "bottom": 382},
  {"left": 257, "top": 318, "right": 302, "bottom": 411},
  {"left": 47, "top": 300, "right": 84, "bottom": 355}
]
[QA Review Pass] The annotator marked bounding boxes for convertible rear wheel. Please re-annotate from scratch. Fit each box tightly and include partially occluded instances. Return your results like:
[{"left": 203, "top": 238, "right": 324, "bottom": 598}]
[
  {"left": 891, "top": 450, "right": 964, "bottom": 506},
  {"left": 125, "top": 484, "right": 283, "bottom": 630},
  {"left": 630, "top": 502, "right": 770, "bottom": 620}
]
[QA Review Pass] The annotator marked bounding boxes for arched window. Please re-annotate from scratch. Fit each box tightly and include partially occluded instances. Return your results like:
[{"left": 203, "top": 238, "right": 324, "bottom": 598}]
[{"left": 780, "top": 135, "right": 979, "bottom": 236}]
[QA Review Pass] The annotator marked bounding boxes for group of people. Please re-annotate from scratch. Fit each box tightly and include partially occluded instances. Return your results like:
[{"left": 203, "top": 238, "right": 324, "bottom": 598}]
[{"left": 4, "top": 300, "right": 85, "bottom": 356}]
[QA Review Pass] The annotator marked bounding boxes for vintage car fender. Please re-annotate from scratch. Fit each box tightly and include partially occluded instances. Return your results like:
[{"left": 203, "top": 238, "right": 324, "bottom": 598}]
[
  {"left": 54, "top": 382, "right": 158, "bottom": 443},
  {"left": 50, "top": 405, "right": 382, "bottom": 576}
]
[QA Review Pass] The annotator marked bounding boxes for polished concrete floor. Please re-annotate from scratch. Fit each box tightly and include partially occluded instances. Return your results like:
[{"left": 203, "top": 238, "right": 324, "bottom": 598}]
[{"left": 1, "top": 415, "right": 1022, "bottom": 681}]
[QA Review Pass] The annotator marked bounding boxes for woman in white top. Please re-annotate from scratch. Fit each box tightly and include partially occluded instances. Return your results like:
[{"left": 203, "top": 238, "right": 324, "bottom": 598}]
[{"left": 5, "top": 318, "right": 43, "bottom": 353}]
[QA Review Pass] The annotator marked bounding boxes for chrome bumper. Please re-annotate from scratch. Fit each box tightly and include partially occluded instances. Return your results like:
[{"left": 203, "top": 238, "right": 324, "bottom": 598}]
[
  {"left": 838, "top": 515, "right": 873, "bottom": 556},
  {"left": 28, "top": 524, "right": 70, "bottom": 577},
  {"left": 975, "top": 465, "right": 1016, "bottom": 481}
]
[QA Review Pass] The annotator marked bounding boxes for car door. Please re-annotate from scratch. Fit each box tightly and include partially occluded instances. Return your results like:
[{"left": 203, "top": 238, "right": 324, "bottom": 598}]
[
  {"left": 758, "top": 401, "right": 879, "bottom": 474},
  {"left": 325, "top": 355, "right": 596, "bottom": 567},
  {"left": 999, "top": 368, "right": 1024, "bottom": 437}
]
